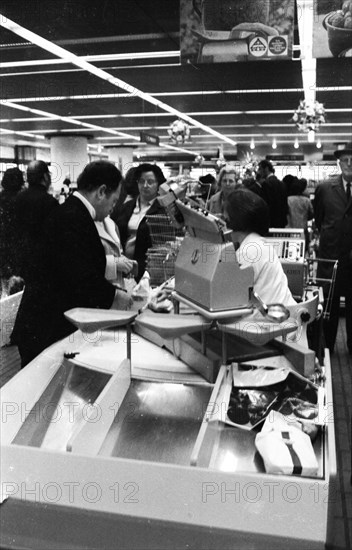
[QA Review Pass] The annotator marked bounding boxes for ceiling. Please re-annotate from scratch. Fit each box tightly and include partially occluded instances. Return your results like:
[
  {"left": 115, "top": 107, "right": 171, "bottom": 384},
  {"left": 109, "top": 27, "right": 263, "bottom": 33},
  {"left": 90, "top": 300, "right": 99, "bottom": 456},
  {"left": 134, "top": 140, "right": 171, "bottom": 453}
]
[{"left": 0, "top": 0, "right": 351, "bottom": 165}]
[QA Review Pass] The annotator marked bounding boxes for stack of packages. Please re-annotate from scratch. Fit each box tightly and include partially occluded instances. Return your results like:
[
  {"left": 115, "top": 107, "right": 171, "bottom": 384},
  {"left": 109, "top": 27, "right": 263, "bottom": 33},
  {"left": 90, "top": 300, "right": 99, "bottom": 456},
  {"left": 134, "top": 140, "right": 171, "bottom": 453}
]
[{"left": 225, "top": 363, "right": 324, "bottom": 476}]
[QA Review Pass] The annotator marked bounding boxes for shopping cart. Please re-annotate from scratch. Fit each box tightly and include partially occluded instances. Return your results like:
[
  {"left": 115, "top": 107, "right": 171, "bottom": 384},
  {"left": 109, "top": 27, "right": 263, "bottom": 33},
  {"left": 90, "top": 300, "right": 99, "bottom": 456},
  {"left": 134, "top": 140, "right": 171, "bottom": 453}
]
[
  {"left": 145, "top": 213, "right": 185, "bottom": 286},
  {"left": 304, "top": 257, "right": 338, "bottom": 321}
]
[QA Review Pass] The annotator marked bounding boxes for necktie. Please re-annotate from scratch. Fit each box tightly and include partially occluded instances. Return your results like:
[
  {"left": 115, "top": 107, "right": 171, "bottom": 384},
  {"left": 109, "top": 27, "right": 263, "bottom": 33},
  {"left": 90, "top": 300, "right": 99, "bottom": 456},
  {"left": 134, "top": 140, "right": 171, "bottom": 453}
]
[{"left": 347, "top": 182, "right": 351, "bottom": 202}]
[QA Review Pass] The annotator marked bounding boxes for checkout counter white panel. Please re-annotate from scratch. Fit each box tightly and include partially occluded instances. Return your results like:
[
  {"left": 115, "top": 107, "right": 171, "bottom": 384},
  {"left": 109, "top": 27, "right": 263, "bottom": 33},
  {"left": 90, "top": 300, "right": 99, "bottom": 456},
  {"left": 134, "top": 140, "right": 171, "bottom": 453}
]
[{"left": 0, "top": 329, "right": 336, "bottom": 550}]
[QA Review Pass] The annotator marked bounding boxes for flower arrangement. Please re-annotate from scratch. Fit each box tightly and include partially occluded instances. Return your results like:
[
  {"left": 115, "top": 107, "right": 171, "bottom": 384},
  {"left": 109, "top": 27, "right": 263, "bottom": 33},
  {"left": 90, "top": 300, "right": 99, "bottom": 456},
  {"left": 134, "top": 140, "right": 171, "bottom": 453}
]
[
  {"left": 240, "top": 151, "right": 259, "bottom": 179},
  {"left": 292, "top": 99, "right": 326, "bottom": 133},
  {"left": 168, "top": 119, "right": 191, "bottom": 144}
]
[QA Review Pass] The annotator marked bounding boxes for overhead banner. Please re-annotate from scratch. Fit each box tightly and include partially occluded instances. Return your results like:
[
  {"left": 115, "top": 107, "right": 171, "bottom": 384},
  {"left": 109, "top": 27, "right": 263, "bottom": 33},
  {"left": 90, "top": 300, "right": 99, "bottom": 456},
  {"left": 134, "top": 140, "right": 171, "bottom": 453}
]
[
  {"left": 313, "top": 1, "right": 352, "bottom": 58},
  {"left": 180, "top": 0, "right": 295, "bottom": 64}
]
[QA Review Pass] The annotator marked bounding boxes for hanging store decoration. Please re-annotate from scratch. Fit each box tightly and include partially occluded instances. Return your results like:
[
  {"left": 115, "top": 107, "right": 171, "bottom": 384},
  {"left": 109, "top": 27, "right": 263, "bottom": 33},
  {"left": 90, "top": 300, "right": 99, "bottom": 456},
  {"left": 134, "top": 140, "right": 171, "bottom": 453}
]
[
  {"left": 168, "top": 119, "right": 191, "bottom": 144},
  {"left": 240, "top": 151, "right": 259, "bottom": 179},
  {"left": 292, "top": 99, "right": 326, "bottom": 133}
]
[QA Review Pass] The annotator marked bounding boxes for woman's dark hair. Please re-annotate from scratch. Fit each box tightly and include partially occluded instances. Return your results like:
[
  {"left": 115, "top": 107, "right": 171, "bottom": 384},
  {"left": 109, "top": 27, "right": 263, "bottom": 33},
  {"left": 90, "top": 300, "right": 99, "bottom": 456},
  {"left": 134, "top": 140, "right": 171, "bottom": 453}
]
[
  {"left": 1, "top": 167, "right": 24, "bottom": 193},
  {"left": 225, "top": 188, "right": 269, "bottom": 236},
  {"left": 123, "top": 166, "right": 139, "bottom": 198},
  {"left": 287, "top": 177, "right": 307, "bottom": 196},
  {"left": 77, "top": 161, "right": 122, "bottom": 194},
  {"left": 133, "top": 163, "right": 166, "bottom": 186},
  {"left": 282, "top": 174, "right": 298, "bottom": 195}
]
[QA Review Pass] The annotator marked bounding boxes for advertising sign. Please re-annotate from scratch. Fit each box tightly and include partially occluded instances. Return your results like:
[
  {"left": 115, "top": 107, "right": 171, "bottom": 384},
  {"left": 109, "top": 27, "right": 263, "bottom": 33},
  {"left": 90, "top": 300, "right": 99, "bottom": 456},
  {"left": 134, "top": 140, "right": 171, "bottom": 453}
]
[
  {"left": 313, "top": 0, "right": 352, "bottom": 58},
  {"left": 180, "top": 0, "right": 294, "bottom": 64},
  {"left": 140, "top": 132, "right": 160, "bottom": 146}
]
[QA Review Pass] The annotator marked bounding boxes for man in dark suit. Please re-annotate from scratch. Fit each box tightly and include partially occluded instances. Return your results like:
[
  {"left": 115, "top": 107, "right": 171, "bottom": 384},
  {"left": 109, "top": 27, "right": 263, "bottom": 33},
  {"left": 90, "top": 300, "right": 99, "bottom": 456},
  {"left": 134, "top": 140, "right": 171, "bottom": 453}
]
[
  {"left": 256, "top": 160, "right": 288, "bottom": 228},
  {"left": 12, "top": 161, "right": 130, "bottom": 367},
  {"left": 15, "top": 160, "right": 58, "bottom": 280},
  {"left": 314, "top": 142, "right": 352, "bottom": 355}
]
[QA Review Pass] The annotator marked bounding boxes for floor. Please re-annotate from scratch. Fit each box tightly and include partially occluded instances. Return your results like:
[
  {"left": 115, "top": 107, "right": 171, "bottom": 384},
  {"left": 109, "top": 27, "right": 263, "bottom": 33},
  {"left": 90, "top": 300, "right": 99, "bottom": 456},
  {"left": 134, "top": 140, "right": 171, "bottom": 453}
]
[
  {"left": 327, "top": 314, "right": 352, "bottom": 550},
  {"left": 0, "top": 318, "right": 351, "bottom": 550}
]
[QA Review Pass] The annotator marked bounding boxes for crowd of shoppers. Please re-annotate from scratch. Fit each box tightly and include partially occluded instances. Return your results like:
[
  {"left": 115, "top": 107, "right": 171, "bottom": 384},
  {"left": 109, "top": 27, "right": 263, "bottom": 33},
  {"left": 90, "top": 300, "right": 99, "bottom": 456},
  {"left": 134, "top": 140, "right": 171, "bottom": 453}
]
[{"left": 1, "top": 144, "right": 351, "bottom": 367}]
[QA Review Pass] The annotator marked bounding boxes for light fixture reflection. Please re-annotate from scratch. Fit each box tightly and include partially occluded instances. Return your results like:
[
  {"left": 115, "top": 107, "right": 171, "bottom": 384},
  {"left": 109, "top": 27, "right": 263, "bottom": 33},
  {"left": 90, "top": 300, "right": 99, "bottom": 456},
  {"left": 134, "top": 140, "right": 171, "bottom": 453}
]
[
  {"left": 250, "top": 138, "right": 255, "bottom": 149},
  {"left": 272, "top": 139, "right": 277, "bottom": 149},
  {"left": 316, "top": 139, "right": 322, "bottom": 149},
  {"left": 294, "top": 138, "right": 299, "bottom": 149}
]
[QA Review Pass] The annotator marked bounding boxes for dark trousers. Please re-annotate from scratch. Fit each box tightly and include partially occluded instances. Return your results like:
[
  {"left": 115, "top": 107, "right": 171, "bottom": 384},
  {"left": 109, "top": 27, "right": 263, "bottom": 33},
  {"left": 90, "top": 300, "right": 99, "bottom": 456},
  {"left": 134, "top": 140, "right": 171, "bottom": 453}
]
[
  {"left": 17, "top": 340, "right": 45, "bottom": 369},
  {"left": 323, "top": 263, "right": 352, "bottom": 353}
]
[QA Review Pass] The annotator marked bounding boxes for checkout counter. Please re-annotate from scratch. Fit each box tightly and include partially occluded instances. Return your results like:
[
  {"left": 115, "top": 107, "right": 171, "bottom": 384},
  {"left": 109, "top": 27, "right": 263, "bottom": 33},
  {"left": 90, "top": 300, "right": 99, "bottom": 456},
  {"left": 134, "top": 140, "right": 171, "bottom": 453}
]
[{"left": 0, "top": 202, "right": 336, "bottom": 550}]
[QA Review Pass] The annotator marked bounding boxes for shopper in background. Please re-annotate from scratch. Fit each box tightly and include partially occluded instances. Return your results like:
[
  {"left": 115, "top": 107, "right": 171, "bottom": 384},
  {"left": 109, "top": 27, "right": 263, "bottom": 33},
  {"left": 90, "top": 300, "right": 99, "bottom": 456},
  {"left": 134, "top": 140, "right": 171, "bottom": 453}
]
[
  {"left": 0, "top": 167, "right": 25, "bottom": 296},
  {"left": 282, "top": 173, "right": 298, "bottom": 196},
  {"left": 113, "top": 166, "right": 139, "bottom": 211},
  {"left": 14, "top": 160, "right": 58, "bottom": 280},
  {"left": 12, "top": 161, "right": 130, "bottom": 368},
  {"left": 242, "top": 173, "right": 264, "bottom": 199},
  {"left": 111, "top": 163, "right": 166, "bottom": 282},
  {"left": 208, "top": 165, "right": 242, "bottom": 218},
  {"left": 314, "top": 142, "right": 352, "bottom": 355},
  {"left": 256, "top": 159, "right": 288, "bottom": 228},
  {"left": 198, "top": 173, "right": 217, "bottom": 207},
  {"left": 286, "top": 177, "right": 314, "bottom": 249}
]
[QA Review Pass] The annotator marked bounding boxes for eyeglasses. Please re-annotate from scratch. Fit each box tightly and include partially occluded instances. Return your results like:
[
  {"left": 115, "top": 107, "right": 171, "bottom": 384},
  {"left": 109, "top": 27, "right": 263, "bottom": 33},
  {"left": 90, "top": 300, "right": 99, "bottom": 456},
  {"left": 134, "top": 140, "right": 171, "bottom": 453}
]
[{"left": 137, "top": 178, "right": 157, "bottom": 186}]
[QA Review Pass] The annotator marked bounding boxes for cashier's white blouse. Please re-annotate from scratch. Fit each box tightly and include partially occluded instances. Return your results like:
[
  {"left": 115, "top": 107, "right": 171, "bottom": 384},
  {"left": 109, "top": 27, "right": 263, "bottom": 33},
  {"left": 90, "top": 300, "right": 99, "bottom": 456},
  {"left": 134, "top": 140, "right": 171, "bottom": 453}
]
[{"left": 235, "top": 233, "right": 296, "bottom": 307}]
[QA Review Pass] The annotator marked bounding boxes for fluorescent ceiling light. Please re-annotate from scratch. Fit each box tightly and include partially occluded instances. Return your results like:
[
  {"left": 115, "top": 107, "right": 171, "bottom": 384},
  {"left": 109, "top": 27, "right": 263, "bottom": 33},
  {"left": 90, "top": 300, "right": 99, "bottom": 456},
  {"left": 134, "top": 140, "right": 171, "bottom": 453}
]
[
  {"left": 0, "top": 51, "right": 180, "bottom": 68},
  {"left": 0, "top": 127, "right": 45, "bottom": 139},
  {"left": 0, "top": 99, "right": 195, "bottom": 155},
  {"left": 0, "top": 63, "right": 180, "bottom": 78},
  {"left": 0, "top": 15, "right": 236, "bottom": 147},
  {"left": 297, "top": 0, "right": 316, "bottom": 103},
  {"left": 5, "top": 85, "right": 352, "bottom": 105}
]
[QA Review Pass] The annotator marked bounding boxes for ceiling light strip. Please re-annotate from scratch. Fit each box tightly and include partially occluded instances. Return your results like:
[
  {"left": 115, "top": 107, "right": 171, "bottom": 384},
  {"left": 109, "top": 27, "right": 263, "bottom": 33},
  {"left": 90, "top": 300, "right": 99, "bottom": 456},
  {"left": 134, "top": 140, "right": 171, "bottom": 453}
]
[
  {"left": 0, "top": 15, "right": 235, "bottom": 147},
  {"left": 0, "top": 99, "right": 198, "bottom": 156},
  {"left": 6, "top": 85, "right": 352, "bottom": 104},
  {"left": 0, "top": 63, "right": 180, "bottom": 78},
  {"left": 0, "top": 99, "right": 134, "bottom": 138},
  {"left": 0, "top": 127, "right": 45, "bottom": 139},
  {"left": 297, "top": 0, "right": 316, "bottom": 103},
  {"left": 0, "top": 50, "right": 180, "bottom": 68}
]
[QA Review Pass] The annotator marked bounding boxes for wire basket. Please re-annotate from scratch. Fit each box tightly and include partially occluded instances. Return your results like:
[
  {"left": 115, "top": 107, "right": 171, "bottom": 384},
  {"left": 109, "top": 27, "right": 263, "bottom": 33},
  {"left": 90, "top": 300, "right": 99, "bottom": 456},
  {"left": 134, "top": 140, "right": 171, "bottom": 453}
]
[{"left": 145, "top": 213, "right": 185, "bottom": 286}]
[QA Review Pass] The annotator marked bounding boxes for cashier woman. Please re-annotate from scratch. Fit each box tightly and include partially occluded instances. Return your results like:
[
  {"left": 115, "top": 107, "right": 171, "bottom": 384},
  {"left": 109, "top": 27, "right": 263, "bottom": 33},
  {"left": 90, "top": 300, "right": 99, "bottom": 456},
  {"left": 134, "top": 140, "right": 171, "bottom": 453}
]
[
  {"left": 155, "top": 188, "right": 296, "bottom": 315},
  {"left": 224, "top": 188, "right": 296, "bottom": 308}
]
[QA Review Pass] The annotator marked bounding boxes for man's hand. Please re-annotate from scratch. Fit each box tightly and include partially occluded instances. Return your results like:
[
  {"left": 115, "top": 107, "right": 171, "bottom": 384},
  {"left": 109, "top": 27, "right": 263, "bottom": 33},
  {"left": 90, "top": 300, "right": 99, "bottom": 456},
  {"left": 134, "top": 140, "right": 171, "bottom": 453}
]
[
  {"left": 148, "top": 286, "right": 173, "bottom": 313},
  {"left": 115, "top": 256, "right": 138, "bottom": 276}
]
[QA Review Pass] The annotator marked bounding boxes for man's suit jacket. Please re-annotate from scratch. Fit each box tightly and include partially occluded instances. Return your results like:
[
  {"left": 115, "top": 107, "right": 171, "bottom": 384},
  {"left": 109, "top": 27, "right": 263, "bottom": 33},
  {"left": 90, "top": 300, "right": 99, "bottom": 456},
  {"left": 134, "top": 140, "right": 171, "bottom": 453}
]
[
  {"left": 314, "top": 175, "right": 352, "bottom": 286},
  {"left": 111, "top": 197, "right": 165, "bottom": 282},
  {"left": 14, "top": 185, "right": 58, "bottom": 279},
  {"left": 12, "top": 195, "right": 116, "bottom": 356}
]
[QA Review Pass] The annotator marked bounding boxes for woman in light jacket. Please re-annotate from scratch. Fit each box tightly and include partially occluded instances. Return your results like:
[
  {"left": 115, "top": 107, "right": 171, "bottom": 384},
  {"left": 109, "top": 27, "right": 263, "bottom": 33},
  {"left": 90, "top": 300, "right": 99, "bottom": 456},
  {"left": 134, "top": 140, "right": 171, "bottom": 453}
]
[{"left": 95, "top": 216, "right": 137, "bottom": 288}]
